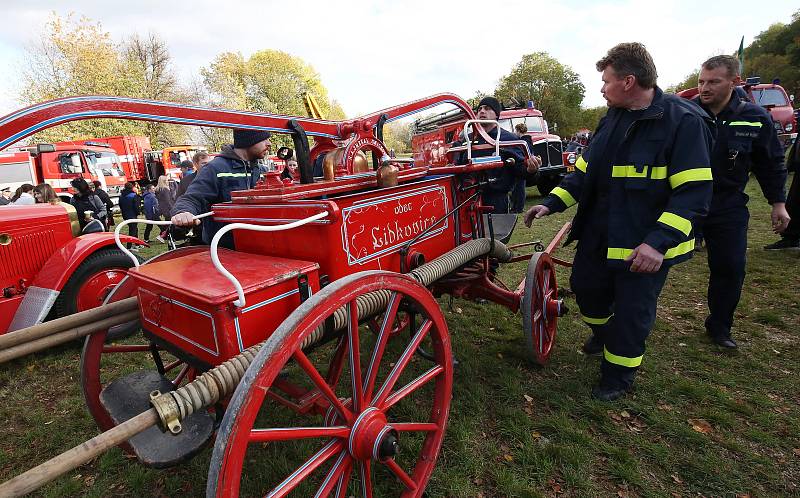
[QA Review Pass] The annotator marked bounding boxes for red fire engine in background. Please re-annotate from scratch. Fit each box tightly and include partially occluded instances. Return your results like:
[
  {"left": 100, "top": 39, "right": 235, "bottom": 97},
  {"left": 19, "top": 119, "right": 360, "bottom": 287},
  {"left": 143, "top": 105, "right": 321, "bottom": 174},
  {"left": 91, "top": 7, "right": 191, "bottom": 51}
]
[
  {"left": 411, "top": 102, "right": 574, "bottom": 195},
  {"left": 678, "top": 76, "right": 797, "bottom": 148},
  {"left": 0, "top": 203, "right": 143, "bottom": 333},
  {"left": 94, "top": 135, "right": 208, "bottom": 184},
  {"left": 0, "top": 142, "right": 124, "bottom": 201}
]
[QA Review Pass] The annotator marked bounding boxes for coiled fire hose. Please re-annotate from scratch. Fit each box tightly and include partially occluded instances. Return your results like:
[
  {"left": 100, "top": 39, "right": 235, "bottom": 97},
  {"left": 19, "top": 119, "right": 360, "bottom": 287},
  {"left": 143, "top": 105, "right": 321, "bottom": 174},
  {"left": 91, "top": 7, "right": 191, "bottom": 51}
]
[{"left": 0, "top": 238, "right": 512, "bottom": 497}]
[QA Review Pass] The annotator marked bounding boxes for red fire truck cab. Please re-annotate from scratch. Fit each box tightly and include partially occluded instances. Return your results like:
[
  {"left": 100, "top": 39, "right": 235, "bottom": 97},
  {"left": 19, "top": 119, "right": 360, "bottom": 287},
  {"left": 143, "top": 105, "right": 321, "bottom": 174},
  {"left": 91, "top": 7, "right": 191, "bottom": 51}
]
[
  {"left": 412, "top": 104, "right": 573, "bottom": 195},
  {"left": 0, "top": 203, "right": 143, "bottom": 334},
  {"left": 0, "top": 142, "right": 125, "bottom": 201}
]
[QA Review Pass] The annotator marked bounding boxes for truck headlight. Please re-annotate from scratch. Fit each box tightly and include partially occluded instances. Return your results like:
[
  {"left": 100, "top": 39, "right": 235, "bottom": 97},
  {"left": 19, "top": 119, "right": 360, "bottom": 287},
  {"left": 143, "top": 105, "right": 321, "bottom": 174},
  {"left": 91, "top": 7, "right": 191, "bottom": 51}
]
[
  {"left": 786, "top": 123, "right": 794, "bottom": 132},
  {"left": 567, "top": 153, "right": 577, "bottom": 165}
]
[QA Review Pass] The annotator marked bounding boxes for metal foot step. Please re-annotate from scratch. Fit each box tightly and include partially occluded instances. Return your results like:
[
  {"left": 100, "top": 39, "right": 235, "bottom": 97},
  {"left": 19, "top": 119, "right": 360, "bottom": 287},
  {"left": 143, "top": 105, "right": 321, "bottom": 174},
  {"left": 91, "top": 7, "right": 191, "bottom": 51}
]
[
  {"left": 99, "top": 370, "right": 214, "bottom": 468},
  {"left": 482, "top": 213, "right": 518, "bottom": 244}
]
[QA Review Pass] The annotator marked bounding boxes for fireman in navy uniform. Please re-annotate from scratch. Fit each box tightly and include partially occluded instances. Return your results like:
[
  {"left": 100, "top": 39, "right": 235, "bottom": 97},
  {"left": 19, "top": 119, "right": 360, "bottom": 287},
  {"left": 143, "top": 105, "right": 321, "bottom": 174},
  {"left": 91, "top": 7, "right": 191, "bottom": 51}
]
[
  {"left": 693, "top": 55, "right": 790, "bottom": 349},
  {"left": 452, "top": 97, "right": 541, "bottom": 213},
  {"left": 171, "top": 129, "right": 270, "bottom": 249},
  {"left": 525, "top": 43, "right": 714, "bottom": 401}
]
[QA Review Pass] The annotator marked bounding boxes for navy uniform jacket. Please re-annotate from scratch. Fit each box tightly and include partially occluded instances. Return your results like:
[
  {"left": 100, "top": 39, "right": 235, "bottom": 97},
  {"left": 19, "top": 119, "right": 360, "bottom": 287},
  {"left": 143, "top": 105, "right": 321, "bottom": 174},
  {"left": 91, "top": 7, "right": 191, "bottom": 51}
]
[
  {"left": 118, "top": 187, "right": 141, "bottom": 220},
  {"left": 172, "top": 146, "right": 261, "bottom": 248},
  {"left": 693, "top": 93, "right": 787, "bottom": 211},
  {"left": 542, "top": 87, "right": 714, "bottom": 269},
  {"left": 452, "top": 126, "right": 527, "bottom": 195}
]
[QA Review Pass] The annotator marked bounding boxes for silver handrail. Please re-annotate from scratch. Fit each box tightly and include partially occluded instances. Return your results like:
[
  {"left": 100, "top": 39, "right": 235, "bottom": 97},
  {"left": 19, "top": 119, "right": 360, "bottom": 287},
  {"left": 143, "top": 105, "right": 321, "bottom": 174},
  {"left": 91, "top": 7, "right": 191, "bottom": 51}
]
[{"left": 209, "top": 211, "right": 330, "bottom": 307}]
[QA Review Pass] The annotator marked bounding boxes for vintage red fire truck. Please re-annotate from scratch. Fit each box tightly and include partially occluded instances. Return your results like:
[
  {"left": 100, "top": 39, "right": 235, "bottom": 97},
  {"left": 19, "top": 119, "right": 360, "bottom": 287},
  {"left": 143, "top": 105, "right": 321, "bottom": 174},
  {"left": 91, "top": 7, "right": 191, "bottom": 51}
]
[
  {"left": 93, "top": 135, "right": 208, "bottom": 185},
  {"left": 0, "top": 202, "right": 143, "bottom": 334},
  {"left": 412, "top": 102, "right": 575, "bottom": 195},
  {"left": 0, "top": 93, "right": 572, "bottom": 496},
  {"left": 0, "top": 141, "right": 125, "bottom": 200},
  {"left": 678, "top": 76, "right": 797, "bottom": 148}
]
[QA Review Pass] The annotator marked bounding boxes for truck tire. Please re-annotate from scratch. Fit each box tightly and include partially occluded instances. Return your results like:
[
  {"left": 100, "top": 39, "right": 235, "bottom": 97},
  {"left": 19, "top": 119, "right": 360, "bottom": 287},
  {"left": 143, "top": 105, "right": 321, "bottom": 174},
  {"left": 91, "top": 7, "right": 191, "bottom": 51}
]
[
  {"left": 536, "top": 176, "right": 561, "bottom": 196},
  {"left": 53, "top": 248, "right": 136, "bottom": 318}
]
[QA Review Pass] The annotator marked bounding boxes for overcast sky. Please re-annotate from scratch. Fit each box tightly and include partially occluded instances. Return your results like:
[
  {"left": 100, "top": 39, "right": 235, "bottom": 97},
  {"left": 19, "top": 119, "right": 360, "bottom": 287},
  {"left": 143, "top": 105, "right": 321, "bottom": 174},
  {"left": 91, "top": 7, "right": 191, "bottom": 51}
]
[{"left": 0, "top": 0, "right": 797, "bottom": 119}]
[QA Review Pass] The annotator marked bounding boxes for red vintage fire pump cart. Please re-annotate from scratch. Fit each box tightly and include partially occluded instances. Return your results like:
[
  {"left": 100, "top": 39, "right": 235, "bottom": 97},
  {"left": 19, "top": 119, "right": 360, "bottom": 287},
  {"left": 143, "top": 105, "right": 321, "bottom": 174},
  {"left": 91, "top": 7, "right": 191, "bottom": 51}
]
[{"left": 0, "top": 93, "right": 571, "bottom": 497}]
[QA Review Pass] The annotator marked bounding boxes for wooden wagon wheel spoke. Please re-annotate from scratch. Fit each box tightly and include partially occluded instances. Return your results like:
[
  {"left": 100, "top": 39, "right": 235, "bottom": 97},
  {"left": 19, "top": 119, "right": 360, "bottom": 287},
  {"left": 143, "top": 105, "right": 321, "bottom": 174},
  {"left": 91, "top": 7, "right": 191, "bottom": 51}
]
[
  {"left": 359, "top": 461, "right": 373, "bottom": 498},
  {"left": 363, "top": 292, "right": 401, "bottom": 401},
  {"left": 248, "top": 426, "right": 350, "bottom": 444},
  {"left": 383, "top": 458, "right": 417, "bottom": 491},
  {"left": 264, "top": 440, "right": 344, "bottom": 498},
  {"left": 381, "top": 364, "right": 443, "bottom": 411},
  {"left": 100, "top": 343, "right": 151, "bottom": 353},
  {"left": 371, "top": 319, "right": 432, "bottom": 409},
  {"left": 313, "top": 450, "right": 351, "bottom": 498},
  {"left": 293, "top": 350, "right": 354, "bottom": 424},
  {"left": 392, "top": 422, "right": 440, "bottom": 432},
  {"left": 521, "top": 252, "right": 561, "bottom": 365},
  {"left": 383, "top": 365, "right": 444, "bottom": 411},
  {"left": 171, "top": 364, "right": 193, "bottom": 386},
  {"left": 333, "top": 459, "right": 353, "bottom": 498},
  {"left": 347, "top": 301, "right": 365, "bottom": 412}
]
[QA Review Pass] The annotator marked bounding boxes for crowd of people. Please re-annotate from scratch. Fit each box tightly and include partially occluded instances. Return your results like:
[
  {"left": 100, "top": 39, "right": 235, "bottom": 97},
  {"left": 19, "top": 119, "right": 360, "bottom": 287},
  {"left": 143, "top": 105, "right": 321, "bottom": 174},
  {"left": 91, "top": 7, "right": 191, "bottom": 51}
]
[{"left": 0, "top": 151, "right": 213, "bottom": 245}]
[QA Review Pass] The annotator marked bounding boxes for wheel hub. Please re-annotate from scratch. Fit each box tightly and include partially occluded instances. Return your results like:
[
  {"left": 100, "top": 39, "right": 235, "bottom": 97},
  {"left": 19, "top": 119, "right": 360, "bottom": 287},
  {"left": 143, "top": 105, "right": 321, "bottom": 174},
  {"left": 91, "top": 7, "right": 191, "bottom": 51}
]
[{"left": 347, "top": 407, "right": 399, "bottom": 461}]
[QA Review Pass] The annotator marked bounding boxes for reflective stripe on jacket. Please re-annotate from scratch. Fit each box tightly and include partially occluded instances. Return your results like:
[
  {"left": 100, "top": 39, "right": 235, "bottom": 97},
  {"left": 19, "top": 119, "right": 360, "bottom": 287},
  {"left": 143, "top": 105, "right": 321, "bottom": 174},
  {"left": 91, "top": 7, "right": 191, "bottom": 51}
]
[
  {"left": 543, "top": 87, "right": 714, "bottom": 268},
  {"left": 172, "top": 145, "right": 262, "bottom": 247}
]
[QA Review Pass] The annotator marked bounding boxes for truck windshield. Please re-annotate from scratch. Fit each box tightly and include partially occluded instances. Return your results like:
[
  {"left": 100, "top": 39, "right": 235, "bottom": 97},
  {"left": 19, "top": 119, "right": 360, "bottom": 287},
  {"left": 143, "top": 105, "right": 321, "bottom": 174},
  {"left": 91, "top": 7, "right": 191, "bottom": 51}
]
[
  {"left": 751, "top": 88, "right": 788, "bottom": 107},
  {"left": 499, "top": 117, "right": 546, "bottom": 134},
  {"left": 86, "top": 151, "right": 124, "bottom": 177},
  {"left": 169, "top": 151, "right": 189, "bottom": 166}
]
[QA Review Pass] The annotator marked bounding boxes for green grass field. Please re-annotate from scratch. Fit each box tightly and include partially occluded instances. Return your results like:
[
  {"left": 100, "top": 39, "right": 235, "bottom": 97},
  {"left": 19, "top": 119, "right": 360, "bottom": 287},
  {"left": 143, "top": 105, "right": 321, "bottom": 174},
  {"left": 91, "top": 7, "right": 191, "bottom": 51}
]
[{"left": 0, "top": 176, "right": 797, "bottom": 497}]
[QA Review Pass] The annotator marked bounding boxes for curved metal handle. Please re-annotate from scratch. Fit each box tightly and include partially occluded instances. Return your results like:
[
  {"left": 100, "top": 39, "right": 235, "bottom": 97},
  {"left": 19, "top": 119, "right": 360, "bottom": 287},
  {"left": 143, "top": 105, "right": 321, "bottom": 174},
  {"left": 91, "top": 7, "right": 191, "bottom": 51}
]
[
  {"left": 463, "top": 119, "right": 501, "bottom": 160},
  {"left": 113, "top": 212, "right": 215, "bottom": 267},
  {"left": 209, "top": 211, "right": 329, "bottom": 308}
]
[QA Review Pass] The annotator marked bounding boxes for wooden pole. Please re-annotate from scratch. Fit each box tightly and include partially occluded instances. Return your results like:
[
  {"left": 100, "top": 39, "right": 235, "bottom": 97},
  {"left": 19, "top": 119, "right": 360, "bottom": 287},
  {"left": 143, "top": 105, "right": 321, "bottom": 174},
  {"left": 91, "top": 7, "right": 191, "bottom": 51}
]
[
  {"left": 0, "top": 310, "right": 140, "bottom": 364},
  {"left": 0, "top": 297, "right": 138, "bottom": 350},
  {"left": 0, "top": 409, "right": 159, "bottom": 497}
]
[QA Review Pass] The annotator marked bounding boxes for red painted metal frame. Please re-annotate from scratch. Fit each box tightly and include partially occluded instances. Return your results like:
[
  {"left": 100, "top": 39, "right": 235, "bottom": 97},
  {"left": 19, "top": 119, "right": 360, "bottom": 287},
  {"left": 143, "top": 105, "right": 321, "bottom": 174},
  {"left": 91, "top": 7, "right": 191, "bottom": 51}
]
[{"left": 29, "top": 233, "right": 144, "bottom": 292}]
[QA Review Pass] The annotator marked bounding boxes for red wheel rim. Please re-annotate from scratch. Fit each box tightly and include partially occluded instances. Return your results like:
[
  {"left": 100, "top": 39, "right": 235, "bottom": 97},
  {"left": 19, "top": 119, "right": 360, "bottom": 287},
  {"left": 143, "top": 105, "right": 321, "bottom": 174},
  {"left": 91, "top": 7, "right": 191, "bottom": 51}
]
[
  {"left": 208, "top": 271, "right": 453, "bottom": 498},
  {"left": 80, "top": 247, "right": 206, "bottom": 434},
  {"left": 75, "top": 268, "right": 128, "bottom": 312},
  {"left": 522, "top": 252, "right": 559, "bottom": 365}
]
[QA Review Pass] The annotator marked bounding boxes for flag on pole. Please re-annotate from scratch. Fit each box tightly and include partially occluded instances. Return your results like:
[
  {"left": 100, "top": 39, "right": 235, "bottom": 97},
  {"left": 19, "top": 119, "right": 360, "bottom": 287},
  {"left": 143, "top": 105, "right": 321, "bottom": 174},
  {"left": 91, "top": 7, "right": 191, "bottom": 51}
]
[{"left": 737, "top": 36, "right": 745, "bottom": 75}]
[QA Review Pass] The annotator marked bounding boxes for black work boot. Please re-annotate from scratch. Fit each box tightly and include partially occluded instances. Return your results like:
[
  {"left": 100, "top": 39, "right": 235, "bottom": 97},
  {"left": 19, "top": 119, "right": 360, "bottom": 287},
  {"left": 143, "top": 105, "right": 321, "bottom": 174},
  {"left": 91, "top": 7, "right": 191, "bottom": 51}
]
[
  {"left": 710, "top": 334, "right": 738, "bottom": 349},
  {"left": 763, "top": 237, "right": 800, "bottom": 250},
  {"left": 592, "top": 364, "right": 636, "bottom": 402},
  {"left": 591, "top": 383, "right": 630, "bottom": 402},
  {"left": 582, "top": 333, "right": 604, "bottom": 355}
]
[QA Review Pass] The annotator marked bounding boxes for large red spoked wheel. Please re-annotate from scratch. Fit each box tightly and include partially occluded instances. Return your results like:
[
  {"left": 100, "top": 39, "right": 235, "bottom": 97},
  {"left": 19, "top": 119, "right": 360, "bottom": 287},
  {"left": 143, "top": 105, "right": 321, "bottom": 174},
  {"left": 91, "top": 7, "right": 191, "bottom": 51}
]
[
  {"left": 207, "top": 271, "right": 453, "bottom": 498},
  {"left": 521, "top": 252, "right": 562, "bottom": 365},
  {"left": 54, "top": 248, "right": 133, "bottom": 317},
  {"left": 80, "top": 247, "right": 205, "bottom": 433}
]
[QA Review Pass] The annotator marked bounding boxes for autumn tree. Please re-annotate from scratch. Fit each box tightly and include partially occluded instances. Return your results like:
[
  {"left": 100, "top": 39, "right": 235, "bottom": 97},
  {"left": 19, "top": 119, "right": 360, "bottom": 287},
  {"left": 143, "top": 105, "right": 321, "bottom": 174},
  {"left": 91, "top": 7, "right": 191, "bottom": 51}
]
[
  {"left": 383, "top": 122, "right": 412, "bottom": 155},
  {"left": 495, "top": 52, "right": 585, "bottom": 135},
  {"left": 200, "top": 49, "right": 346, "bottom": 150},
  {"left": 20, "top": 13, "right": 189, "bottom": 146},
  {"left": 666, "top": 70, "right": 700, "bottom": 94},
  {"left": 121, "top": 32, "right": 190, "bottom": 147},
  {"left": 578, "top": 106, "right": 607, "bottom": 134}
]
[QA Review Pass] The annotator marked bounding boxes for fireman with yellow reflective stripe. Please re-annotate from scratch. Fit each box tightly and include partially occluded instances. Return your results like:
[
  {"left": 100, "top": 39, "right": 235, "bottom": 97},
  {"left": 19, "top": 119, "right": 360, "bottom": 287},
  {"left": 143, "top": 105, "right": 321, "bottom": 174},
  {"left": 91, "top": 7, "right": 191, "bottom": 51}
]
[
  {"left": 524, "top": 43, "right": 714, "bottom": 401},
  {"left": 692, "top": 56, "right": 789, "bottom": 349},
  {"left": 172, "top": 129, "right": 271, "bottom": 248}
]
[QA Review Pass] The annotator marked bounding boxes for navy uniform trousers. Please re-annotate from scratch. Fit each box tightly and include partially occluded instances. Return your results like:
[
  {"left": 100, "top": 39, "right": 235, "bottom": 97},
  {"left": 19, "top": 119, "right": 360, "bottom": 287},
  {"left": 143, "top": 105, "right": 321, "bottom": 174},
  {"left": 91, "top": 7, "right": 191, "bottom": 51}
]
[
  {"left": 698, "top": 204, "right": 749, "bottom": 340},
  {"left": 570, "top": 224, "right": 669, "bottom": 386}
]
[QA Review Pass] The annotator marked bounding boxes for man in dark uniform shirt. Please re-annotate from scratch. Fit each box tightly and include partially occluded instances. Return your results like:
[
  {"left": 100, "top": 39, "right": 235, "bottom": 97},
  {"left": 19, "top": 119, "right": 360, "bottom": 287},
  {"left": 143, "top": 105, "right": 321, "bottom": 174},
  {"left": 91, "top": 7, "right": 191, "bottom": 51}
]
[
  {"left": 452, "top": 96, "right": 541, "bottom": 213},
  {"left": 693, "top": 55, "right": 790, "bottom": 349}
]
